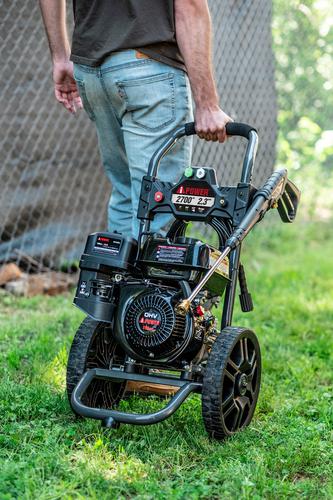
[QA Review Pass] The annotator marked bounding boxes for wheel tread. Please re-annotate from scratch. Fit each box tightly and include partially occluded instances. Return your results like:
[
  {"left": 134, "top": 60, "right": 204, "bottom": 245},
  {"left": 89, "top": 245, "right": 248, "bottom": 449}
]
[
  {"left": 202, "top": 326, "right": 261, "bottom": 440},
  {"left": 66, "top": 317, "right": 126, "bottom": 414}
]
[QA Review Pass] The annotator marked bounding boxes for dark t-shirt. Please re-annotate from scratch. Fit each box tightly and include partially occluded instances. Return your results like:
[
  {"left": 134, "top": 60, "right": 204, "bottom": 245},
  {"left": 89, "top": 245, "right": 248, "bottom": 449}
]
[{"left": 71, "top": 0, "right": 185, "bottom": 70}]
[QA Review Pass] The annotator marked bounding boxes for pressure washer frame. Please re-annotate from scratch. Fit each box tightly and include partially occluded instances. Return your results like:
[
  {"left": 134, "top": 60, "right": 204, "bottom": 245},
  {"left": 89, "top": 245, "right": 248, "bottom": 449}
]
[{"left": 70, "top": 122, "right": 300, "bottom": 428}]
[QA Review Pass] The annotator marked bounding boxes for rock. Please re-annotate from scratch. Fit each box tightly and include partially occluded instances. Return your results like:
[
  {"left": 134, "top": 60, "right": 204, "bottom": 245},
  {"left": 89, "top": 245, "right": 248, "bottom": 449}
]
[
  {"left": 0, "top": 263, "right": 23, "bottom": 286},
  {"left": 5, "top": 272, "right": 78, "bottom": 297},
  {"left": 5, "top": 277, "right": 29, "bottom": 296}
]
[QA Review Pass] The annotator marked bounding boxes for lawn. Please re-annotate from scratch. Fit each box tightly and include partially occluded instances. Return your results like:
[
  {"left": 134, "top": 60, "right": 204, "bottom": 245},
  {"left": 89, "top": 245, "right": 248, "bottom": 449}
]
[{"left": 0, "top": 217, "right": 332, "bottom": 499}]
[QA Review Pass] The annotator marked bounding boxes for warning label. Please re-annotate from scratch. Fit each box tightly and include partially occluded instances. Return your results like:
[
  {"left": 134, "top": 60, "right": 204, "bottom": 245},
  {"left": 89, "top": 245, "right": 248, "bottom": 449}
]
[
  {"left": 95, "top": 236, "right": 121, "bottom": 254},
  {"left": 156, "top": 245, "right": 186, "bottom": 264}
]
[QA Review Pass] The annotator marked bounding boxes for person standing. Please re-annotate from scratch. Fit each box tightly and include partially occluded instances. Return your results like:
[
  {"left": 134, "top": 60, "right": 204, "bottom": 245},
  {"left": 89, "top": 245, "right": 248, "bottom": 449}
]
[{"left": 39, "top": 0, "right": 232, "bottom": 238}]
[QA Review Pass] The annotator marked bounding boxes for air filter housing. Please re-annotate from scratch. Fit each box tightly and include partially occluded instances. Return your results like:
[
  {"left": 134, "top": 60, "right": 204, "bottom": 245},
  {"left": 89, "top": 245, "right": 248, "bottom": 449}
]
[{"left": 74, "top": 232, "right": 138, "bottom": 322}]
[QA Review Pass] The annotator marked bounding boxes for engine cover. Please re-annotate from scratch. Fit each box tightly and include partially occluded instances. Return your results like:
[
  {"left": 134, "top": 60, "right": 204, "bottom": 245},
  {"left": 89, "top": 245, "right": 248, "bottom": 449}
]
[
  {"left": 139, "top": 235, "right": 230, "bottom": 297},
  {"left": 114, "top": 285, "right": 195, "bottom": 363}
]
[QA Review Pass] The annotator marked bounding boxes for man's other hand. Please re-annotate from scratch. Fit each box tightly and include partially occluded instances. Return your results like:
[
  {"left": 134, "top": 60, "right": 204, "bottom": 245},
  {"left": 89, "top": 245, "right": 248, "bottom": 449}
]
[
  {"left": 195, "top": 106, "right": 233, "bottom": 143},
  {"left": 53, "top": 61, "right": 83, "bottom": 113}
]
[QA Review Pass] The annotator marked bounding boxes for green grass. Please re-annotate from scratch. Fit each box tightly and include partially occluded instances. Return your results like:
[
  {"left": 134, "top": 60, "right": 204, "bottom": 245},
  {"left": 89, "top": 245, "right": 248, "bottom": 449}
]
[{"left": 1, "top": 217, "right": 333, "bottom": 499}]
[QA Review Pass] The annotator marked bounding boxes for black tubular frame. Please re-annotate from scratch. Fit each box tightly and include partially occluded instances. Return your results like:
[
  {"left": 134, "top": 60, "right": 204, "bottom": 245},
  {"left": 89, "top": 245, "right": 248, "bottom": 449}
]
[
  {"left": 138, "top": 122, "right": 258, "bottom": 244},
  {"left": 71, "top": 121, "right": 299, "bottom": 427},
  {"left": 146, "top": 122, "right": 258, "bottom": 185},
  {"left": 140, "top": 121, "right": 259, "bottom": 330},
  {"left": 71, "top": 368, "right": 202, "bottom": 425}
]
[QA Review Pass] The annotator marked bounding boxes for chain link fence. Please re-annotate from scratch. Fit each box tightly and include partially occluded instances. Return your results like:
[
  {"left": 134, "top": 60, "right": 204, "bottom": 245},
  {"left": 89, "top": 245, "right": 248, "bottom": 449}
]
[{"left": 0, "top": 0, "right": 277, "bottom": 273}]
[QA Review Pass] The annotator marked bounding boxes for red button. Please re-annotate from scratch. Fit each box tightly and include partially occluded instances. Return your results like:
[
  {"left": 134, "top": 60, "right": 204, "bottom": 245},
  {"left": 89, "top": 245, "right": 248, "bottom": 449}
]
[
  {"left": 154, "top": 191, "right": 164, "bottom": 202},
  {"left": 196, "top": 306, "right": 205, "bottom": 317}
]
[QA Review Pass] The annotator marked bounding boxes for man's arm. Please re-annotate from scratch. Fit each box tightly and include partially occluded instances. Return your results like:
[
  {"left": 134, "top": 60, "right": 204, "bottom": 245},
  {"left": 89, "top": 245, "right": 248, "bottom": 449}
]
[
  {"left": 39, "top": 0, "right": 82, "bottom": 113},
  {"left": 175, "top": 0, "right": 232, "bottom": 142}
]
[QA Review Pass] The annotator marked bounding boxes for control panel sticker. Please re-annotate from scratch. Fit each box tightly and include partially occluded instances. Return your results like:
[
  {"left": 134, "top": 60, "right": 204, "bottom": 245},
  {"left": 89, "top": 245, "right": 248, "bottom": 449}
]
[
  {"left": 171, "top": 194, "right": 215, "bottom": 207},
  {"left": 156, "top": 245, "right": 187, "bottom": 264},
  {"left": 171, "top": 181, "right": 215, "bottom": 214},
  {"left": 94, "top": 236, "right": 121, "bottom": 254}
]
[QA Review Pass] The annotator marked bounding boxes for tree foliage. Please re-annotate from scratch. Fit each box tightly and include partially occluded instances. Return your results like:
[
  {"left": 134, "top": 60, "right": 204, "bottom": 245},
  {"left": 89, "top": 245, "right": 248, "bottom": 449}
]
[{"left": 273, "top": 0, "right": 333, "bottom": 213}]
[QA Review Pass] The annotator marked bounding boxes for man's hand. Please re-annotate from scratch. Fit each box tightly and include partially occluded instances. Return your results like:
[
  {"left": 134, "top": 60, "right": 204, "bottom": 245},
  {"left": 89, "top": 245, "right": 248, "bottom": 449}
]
[
  {"left": 39, "top": 0, "right": 81, "bottom": 112},
  {"left": 195, "top": 106, "right": 233, "bottom": 143},
  {"left": 53, "top": 61, "right": 82, "bottom": 113}
]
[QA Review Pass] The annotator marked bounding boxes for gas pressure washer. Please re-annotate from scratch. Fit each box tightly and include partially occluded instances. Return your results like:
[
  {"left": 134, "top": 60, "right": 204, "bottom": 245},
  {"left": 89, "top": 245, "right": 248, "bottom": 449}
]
[{"left": 67, "top": 122, "right": 300, "bottom": 440}]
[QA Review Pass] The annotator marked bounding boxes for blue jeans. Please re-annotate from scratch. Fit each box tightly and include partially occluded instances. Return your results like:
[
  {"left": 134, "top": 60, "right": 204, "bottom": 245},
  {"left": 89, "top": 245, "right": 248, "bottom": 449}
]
[{"left": 74, "top": 50, "right": 193, "bottom": 238}]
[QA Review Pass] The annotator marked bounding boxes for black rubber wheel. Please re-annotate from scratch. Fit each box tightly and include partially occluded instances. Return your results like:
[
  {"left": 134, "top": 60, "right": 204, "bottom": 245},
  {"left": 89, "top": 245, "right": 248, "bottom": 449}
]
[
  {"left": 202, "top": 326, "right": 261, "bottom": 440},
  {"left": 66, "top": 316, "right": 127, "bottom": 414}
]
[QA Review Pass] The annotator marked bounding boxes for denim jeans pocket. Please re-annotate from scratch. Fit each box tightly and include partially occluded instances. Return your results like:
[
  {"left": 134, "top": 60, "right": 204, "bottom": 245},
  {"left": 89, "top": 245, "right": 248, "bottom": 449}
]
[
  {"left": 116, "top": 73, "right": 176, "bottom": 131},
  {"left": 74, "top": 78, "right": 96, "bottom": 122}
]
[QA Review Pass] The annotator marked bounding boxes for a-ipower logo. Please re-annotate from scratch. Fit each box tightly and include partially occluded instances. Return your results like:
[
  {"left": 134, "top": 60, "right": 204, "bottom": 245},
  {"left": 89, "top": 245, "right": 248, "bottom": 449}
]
[
  {"left": 176, "top": 185, "right": 209, "bottom": 196},
  {"left": 139, "top": 310, "right": 161, "bottom": 332}
]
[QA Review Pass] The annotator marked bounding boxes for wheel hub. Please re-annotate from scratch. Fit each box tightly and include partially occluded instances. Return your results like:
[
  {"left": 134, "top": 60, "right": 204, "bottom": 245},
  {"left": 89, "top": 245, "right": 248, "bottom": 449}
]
[{"left": 237, "top": 373, "right": 248, "bottom": 396}]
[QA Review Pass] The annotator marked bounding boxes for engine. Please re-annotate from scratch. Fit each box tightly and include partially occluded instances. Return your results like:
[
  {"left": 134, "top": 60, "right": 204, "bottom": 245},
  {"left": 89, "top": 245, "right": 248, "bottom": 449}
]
[
  {"left": 74, "top": 232, "right": 230, "bottom": 366},
  {"left": 114, "top": 285, "right": 195, "bottom": 363}
]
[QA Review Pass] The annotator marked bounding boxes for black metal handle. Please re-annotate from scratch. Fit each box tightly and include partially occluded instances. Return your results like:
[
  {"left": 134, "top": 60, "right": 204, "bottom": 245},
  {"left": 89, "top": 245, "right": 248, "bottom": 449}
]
[
  {"left": 185, "top": 122, "right": 196, "bottom": 136},
  {"left": 148, "top": 121, "right": 259, "bottom": 183},
  {"left": 226, "top": 122, "right": 258, "bottom": 139},
  {"left": 184, "top": 121, "right": 257, "bottom": 140}
]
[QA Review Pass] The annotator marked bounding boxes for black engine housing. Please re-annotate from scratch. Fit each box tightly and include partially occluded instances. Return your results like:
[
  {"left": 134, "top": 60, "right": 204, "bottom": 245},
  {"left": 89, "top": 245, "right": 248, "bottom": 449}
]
[
  {"left": 74, "top": 231, "right": 224, "bottom": 365},
  {"left": 114, "top": 284, "right": 201, "bottom": 364}
]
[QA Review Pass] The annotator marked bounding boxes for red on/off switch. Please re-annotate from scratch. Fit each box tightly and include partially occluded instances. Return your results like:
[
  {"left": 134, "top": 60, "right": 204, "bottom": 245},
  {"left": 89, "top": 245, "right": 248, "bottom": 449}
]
[{"left": 154, "top": 191, "right": 164, "bottom": 202}]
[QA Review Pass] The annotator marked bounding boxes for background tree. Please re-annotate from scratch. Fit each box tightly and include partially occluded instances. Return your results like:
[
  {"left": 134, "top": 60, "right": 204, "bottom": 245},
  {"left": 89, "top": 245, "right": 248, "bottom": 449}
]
[{"left": 273, "top": 0, "right": 333, "bottom": 215}]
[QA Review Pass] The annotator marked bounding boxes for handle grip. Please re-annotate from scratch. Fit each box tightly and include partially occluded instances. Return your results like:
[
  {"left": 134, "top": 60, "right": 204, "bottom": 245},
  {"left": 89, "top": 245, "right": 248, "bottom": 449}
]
[
  {"left": 253, "top": 169, "right": 287, "bottom": 203},
  {"left": 148, "top": 122, "right": 258, "bottom": 182},
  {"left": 184, "top": 121, "right": 257, "bottom": 140},
  {"left": 226, "top": 122, "right": 258, "bottom": 139},
  {"left": 226, "top": 169, "right": 288, "bottom": 250},
  {"left": 185, "top": 122, "right": 196, "bottom": 136}
]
